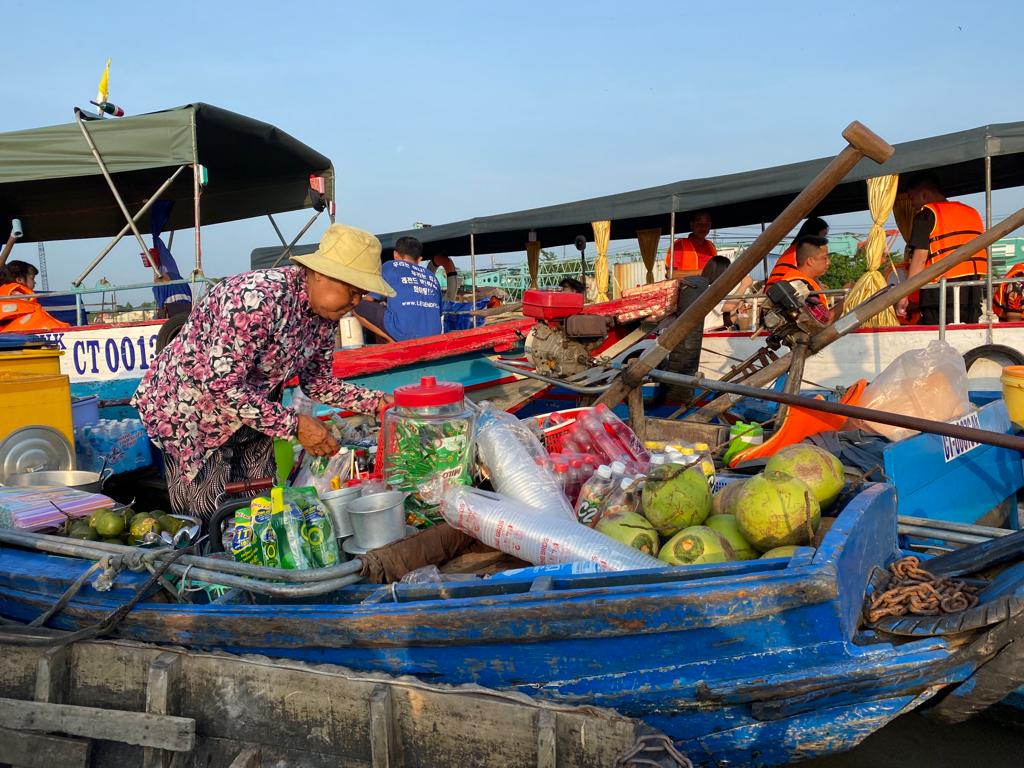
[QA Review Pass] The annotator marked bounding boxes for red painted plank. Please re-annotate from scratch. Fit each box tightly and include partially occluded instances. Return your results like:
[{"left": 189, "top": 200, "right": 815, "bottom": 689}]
[{"left": 332, "top": 318, "right": 536, "bottom": 377}]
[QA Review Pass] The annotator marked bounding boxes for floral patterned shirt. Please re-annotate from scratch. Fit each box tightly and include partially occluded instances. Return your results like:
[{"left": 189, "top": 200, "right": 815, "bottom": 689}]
[{"left": 131, "top": 267, "right": 384, "bottom": 481}]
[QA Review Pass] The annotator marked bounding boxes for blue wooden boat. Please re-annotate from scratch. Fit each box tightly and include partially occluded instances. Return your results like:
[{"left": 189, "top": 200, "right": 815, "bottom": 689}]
[{"left": 1, "top": 475, "right": 1022, "bottom": 766}]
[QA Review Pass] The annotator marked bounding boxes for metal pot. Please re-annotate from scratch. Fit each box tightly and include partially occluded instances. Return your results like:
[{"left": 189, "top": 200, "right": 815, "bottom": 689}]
[
  {"left": 347, "top": 491, "right": 408, "bottom": 549},
  {"left": 320, "top": 485, "right": 362, "bottom": 539},
  {"left": 3, "top": 468, "right": 113, "bottom": 494}
]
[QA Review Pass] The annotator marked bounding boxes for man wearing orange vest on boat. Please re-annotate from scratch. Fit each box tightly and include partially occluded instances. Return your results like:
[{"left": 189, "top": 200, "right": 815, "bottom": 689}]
[
  {"left": 898, "top": 173, "right": 987, "bottom": 325},
  {"left": 665, "top": 211, "right": 717, "bottom": 275},
  {"left": 0, "top": 260, "right": 69, "bottom": 332},
  {"left": 993, "top": 263, "right": 1024, "bottom": 322},
  {"left": 765, "top": 217, "right": 829, "bottom": 288},
  {"left": 773, "top": 236, "right": 841, "bottom": 324}
]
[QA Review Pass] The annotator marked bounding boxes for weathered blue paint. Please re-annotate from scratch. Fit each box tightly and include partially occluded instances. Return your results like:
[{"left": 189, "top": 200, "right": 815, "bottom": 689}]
[
  {"left": 883, "top": 400, "right": 1023, "bottom": 526},
  {"left": 2, "top": 483, "right": 1022, "bottom": 767}
]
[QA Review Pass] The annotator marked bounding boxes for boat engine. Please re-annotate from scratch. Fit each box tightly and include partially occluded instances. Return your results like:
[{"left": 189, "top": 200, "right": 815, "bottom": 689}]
[
  {"left": 525, "top": 314, "right": 610, "bottom": 377},
  {"left": 759, "top": 280, "right": 825, "bottom": 348}
]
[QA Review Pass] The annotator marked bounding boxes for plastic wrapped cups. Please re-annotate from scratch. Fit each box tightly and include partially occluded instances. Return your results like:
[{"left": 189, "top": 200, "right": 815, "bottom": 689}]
[{"left": 348, "top": 491, "right": 408, "bottom": 549}]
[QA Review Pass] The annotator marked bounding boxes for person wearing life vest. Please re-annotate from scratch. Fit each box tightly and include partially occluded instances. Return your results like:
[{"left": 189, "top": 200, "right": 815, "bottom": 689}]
[
  {"left": 898, "top": 173, "right": 987, "bottom": 325},
  {"left": 0, "top": 260, "right": 69, "bottom": 332},
  {"left": 766, "top": 217, "right": 829, "bottom": 288},
  {"left": 773, "top": 235, "right": 841, "bottom": 324},
  {"left": 994, "top": 263, "right": 1024, "bottom": 322},
  {"left": 665, "top": 210, "right": 717, "bottom": 275}
]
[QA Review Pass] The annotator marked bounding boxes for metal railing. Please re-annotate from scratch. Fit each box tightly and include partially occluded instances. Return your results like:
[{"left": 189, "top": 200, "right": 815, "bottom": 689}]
[{"left": 10, "top": 275, "right": 218, "bottom": 326}]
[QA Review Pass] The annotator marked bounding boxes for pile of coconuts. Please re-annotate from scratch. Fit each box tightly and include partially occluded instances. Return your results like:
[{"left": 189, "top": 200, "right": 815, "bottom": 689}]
[{"left": 595, "top": 443, "right": 845, "bottom": 565}]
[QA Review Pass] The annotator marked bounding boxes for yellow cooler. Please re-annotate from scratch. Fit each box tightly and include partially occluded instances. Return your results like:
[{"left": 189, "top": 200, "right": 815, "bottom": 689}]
[
  {"left": 0, "top": 347, "right": 63, "bottom": 376},
  {"left": 0, "top": 372, "right": 74, "bottom": 448}
]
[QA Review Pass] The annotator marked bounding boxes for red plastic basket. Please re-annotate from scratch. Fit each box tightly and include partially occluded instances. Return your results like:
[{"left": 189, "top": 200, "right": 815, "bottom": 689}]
[{"left": 529, "top": 407, "right": 592, "bottom": 453}]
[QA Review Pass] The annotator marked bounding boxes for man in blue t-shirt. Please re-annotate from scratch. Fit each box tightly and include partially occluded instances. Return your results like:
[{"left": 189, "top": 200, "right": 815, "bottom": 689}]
[{"left": 355, "top": 236, "right": 441, "bottom": 341}]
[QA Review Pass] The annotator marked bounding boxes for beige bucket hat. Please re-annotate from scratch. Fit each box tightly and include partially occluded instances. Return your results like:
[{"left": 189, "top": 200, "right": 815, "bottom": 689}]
[{"left": 292, "top": 224, "right": 396, "bottom": 298}]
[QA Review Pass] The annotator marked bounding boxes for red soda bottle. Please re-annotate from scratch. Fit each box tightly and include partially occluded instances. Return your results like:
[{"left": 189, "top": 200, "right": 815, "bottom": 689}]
[
  {"left": 578, "top": 409, "right": 631, "bottom": 464},
  {"left": 594, "top": 404, "right": 650, "bottom": 462}
]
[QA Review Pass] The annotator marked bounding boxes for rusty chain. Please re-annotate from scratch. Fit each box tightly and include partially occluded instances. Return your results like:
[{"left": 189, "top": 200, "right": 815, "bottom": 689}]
[{"left": 866, "top": 555, "right": 980, "bottom": 623}]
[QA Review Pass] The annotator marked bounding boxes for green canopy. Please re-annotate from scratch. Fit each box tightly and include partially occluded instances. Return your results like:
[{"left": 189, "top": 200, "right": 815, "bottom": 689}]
[
  {"left": 251, "top": 121, "right": 1024, "bottom": 268},
  {"left": 0, "top": 103, "right": 334, "bottom": 242}
]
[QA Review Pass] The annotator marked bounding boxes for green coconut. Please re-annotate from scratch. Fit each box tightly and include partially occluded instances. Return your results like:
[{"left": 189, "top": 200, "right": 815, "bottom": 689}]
[
  {"left": 760, "top": 545, "right": 801, "bottom": 559},
  {"left": 733, "top": 471, "right": 821, "bottom": 551},
  {"left": 596, "top": 511, "right": 660, "bottom": 557},
  {"left": 641, "top": 465, "right": 711, "bottom": 537},
  {"left": 705, "top": 514, "right": 758, "bottom": 561},
  {"left": 765, "top": 444, "right": 845, "bottom": 510},
  {"left": 710, "top": 478, "right": 748, "bottom": 517},
  {"left": 658, "top": 525, "right": 735, "bottom": 566}
]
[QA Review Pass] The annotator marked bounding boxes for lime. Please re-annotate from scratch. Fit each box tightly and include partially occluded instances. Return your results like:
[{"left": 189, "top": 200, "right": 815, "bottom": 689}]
[
  {"left": 157, "top": 514, "right": 184, "bottom": 535},
  {"left": 95, "top": 511, "right": 125, "bottom": 538},
  {"left": 88, "top": 508, "right": 112, "bottom": 528},
  {"left": 68, "top": 523, "right": 99, "bottom": 541},
  {"left": 130, "top": 517, "right": 161, "bottom": 543}
]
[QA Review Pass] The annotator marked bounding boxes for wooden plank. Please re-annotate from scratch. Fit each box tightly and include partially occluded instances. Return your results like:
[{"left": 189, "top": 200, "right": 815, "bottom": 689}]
[
  {"left": 34, "top": 645, "right": 70, "bottom": 704},
  {"left": 368, "top": 685, "right": 397, "bottom": 768},
  {"left": 0, "top": 697, "right": 196, "bottom": 752},
  {"left": 143, "top": 653, "right": 183, "bottom": 768},
  {"left": 535, "top": 709, "right": 557, "bottom": 768},
  {"left": 227, "top": 746, "right": 261, "bottom": 768},
  {"left": 0, "top": 725, "right": 91, "bottom": 768}
]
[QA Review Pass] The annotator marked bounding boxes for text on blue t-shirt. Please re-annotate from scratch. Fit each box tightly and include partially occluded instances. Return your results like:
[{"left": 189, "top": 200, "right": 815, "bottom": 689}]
[{"left": 381, "top": 260, "right": 442, "bottom": 341}]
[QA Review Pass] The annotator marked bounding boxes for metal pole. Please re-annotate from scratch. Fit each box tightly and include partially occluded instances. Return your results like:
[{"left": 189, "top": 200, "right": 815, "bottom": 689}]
[
  {"left": 71, "top": 165, "right": 187, "bottom": 286},
  {"left": 649, "top": 368, "right": 1024, "bottom": 453},
  {"left": 471, "top": 232, "right": 477, "bottom": 309},
  {"left": 267, "top": 213, "right": 289, "bottom": 249},
  {"left": 74, "top": 109, "right": 160, "bottom": 279},
  {"left": 938, "top": 277, "right": 947, "bottom": 339},
  {"left": 984, "top": 153, "right": 995, "bottom": 336},
  {"left": 668, "top": 208, "right": 676, "bottom": 280},
  {"left": 269, "top": 211, "right": 322, "bottom": 268},
  {"left": 75, "top": 294, "right": 83, "bottom": 326},
  {"left": 193, "top": 163, "right": 203, "bottom": 275}
]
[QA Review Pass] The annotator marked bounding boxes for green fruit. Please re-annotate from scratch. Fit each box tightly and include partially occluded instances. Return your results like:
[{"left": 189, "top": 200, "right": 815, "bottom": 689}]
[
  {"left": 95, "top": 511, "right": 125, "bottom": 538},
  {"left": 130, "top": 516, "right": 161, "bottom": 543},
  {"left": 658, "top": 525, "right": 735, "bottom": 566},
  {"left": 157, "top": 514, "right": 184, "bottom": 535},
  {"left": 765, "top": 444, "right": 844, "bottom": 511},
  {"left": 733, "top": 471, "right": 821, "bottom": 552},
  {"left": 761, "top": 545, "right": 801, "bottom": 559},
  {"left": 102, "top": 537, "right": 124, "bottom": 545},
  {"left": 68, "top": 523, "right": 99, "bottom": 541},
  {"left": 88, "top": 508, "right": 114, "bottom": 528},
  {"left": 596, "top": 511, "right": 660, "bottom": 557},
  {"left": 705, "top": 514, "right": 758, "bottom": 561},
  {"left": 711, "top": 478, "right": 747, "bottom": 517},
  {"left": 641, "top": 465, "right": 711, "bottom": 537}
]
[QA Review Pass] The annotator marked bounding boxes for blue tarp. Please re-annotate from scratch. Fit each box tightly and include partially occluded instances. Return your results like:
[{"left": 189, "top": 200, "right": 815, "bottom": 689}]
[{"left": 441, "top": 298, "right": 490, "bottom": 331}]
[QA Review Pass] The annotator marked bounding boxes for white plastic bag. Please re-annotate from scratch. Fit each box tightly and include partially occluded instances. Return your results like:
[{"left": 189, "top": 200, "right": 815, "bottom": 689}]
[{"left": 849, "top": 340, "right": 972, "bottom": 442}]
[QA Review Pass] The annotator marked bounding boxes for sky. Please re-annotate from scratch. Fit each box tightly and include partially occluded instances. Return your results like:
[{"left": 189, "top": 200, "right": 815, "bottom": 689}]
[{"left": 2, "top": 0, "right": 1023, "bottom": 302}]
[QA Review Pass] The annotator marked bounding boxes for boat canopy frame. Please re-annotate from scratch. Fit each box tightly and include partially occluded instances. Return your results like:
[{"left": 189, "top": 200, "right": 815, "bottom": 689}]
[{"left": 0, "top": 103, "right": 336, "bottom": 283}]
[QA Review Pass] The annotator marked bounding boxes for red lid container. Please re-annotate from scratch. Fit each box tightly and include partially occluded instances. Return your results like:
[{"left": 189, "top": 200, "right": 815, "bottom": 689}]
[
  {"left": 393, "top": 376, "right": 465, "bottom": 408},
  {"left": 522, "top": 289, "right": 584, "bottom": 320}
]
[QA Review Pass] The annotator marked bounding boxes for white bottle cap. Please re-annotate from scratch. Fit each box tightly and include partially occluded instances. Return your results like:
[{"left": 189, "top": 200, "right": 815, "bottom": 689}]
[
  {"left": 619, "top": 477, "right": 633, "bottom": 491},
  {"left": 650, "top": 454, "right": 666, "bottom": 465},
  {"left": 610, "top": 460, "right": 626, "bottom": 474},
  {"left": 596, "top": 465, "right": 613, "bottom": 479}
]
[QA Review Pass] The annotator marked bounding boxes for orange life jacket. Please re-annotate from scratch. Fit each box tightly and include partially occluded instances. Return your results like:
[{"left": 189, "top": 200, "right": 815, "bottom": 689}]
[
  {"left": 0, "top": 282, "right": 69, "bottom": 332},
  {"left": 770, "top": 265, "right": 831, "bottom": 308},
  {"left": 993, "top": 262, "right": 1024, "bottom": 319},
  {"left": 921, "top": 201, "right": 987, "bottom": 281},
  {"left": 665, "top": 236, "right": 717, "bottom": 273},
  {"left": 765, "top": 244, "right": 798, "bottom": 287}
]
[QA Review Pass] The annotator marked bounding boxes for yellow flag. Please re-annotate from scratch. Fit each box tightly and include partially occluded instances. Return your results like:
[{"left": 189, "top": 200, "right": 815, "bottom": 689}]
[{"left": 95, "top": 59, "right": 111, "bottom": 103}]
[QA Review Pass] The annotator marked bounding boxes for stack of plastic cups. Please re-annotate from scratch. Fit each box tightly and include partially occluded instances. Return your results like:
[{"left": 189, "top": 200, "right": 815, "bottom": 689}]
[{"left": 442, "top": 486, "right": 661, "bottom": 571}]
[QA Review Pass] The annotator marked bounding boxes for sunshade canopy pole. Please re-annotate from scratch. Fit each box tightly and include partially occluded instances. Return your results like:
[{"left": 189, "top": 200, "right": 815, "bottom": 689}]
[
  {"left": 269, "top": 210, "right": 322, "bottom": 269},
  {"left": 193, "top": 162, "right": 202, "bottom": 275},
  {"left": 71, "top": 164, "right": 188, "bottom": 287},
  {"left": 74, "top": 109, "right": 161, "bottom": 279},
  {"left": 984, "top": 148, "right": 995, "bottom": 330}
]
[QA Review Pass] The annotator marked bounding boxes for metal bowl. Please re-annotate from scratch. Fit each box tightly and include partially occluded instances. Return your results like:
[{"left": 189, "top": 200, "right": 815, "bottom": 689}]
[
  {"left": 3, "top": 468, "right": 113, "bottom": 494},
  {"left": 347, "top": 491, "right": 408, "bottom": 549}
]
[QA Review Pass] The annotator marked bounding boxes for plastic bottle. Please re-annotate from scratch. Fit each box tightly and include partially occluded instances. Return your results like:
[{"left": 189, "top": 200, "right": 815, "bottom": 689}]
[
  {"left": 692, "top": 442, "right": 717, "bottom": 487},
  {"left": 250, "top": 497, "right": 281, "bottom": 568},
  {"left": 567, "top": 456, "right": 586, "bottom": 502},
  {"left": 575, "top": 409, "right": 632, "bottom": 465},
  {"left": 574, "top": 465, "right": 616, "bottom": 527},
  {"left": 601, "top": 477, "right": 644, "bottom": 521},
  {"left": 594, "top": 404, "right": 651, "bottom": 462}
]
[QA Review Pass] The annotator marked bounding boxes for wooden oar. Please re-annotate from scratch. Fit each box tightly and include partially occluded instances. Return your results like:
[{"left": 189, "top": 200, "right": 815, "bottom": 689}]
[
  {"left": 650, "top": 369, "right": 1024, "bottom": 453},
  {"left": 691, "top": 205, "right": 1024, "bottom": 422},
  {"left": 594, "top": 121, "right": 895, "bottom": 409}
]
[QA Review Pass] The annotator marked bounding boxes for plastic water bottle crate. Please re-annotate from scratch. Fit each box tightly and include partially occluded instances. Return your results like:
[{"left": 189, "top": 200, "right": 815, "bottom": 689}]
[{"left": 75, "top": 419, "right": 153, "bottom": 475}]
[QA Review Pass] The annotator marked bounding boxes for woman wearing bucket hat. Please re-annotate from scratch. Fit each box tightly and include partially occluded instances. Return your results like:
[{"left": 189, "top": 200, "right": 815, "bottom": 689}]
[{"left": 132, "top": 224, "right": 396, "bottom": 520}]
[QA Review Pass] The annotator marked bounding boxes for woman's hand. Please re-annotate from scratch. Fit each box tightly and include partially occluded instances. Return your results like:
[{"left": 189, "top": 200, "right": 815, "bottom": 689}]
[
  {"left": 376, "top": 394, "right": 394, "bottom": 423},
  {"left": 296, "top": 413, "right": 338, "bottom": 457}
]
